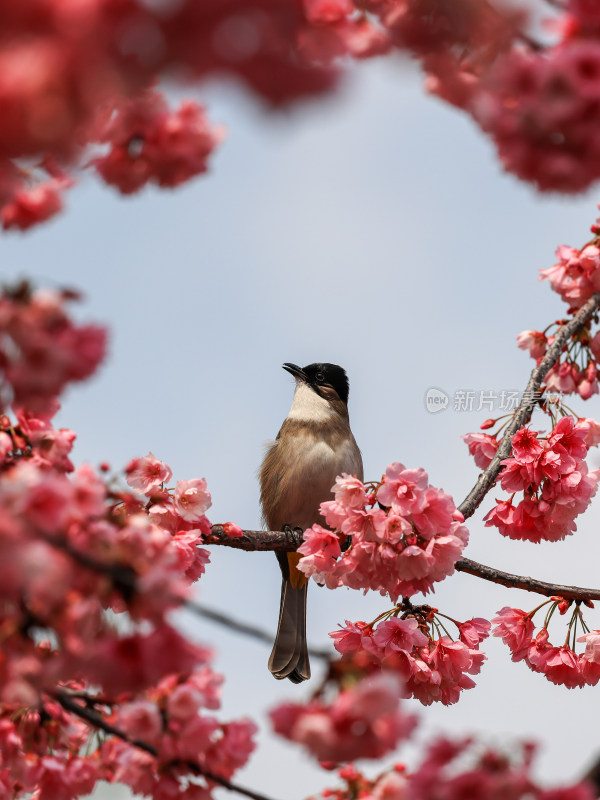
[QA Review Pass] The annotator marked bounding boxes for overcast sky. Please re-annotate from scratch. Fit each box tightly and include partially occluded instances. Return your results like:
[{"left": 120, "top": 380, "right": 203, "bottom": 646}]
[{"left": 3, "top": 54, "right": 600, "bottom": 799}]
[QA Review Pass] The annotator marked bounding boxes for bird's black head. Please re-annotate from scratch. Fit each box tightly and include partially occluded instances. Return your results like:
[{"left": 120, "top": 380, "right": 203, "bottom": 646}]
[{"left": 282, "top": 362, "right": 350, "bottom": 405}]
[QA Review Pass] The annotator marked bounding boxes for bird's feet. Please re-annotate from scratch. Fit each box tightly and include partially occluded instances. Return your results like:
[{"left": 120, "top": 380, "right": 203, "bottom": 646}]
[{"left": 282, "top": 524, "right": 304, "bottom": 547}]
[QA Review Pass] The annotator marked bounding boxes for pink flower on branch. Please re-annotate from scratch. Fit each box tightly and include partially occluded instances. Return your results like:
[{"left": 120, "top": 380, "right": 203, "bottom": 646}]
[
  {"left": 173, "top": 478, "right": 212, "bottom": 522},
  {"left": 125, "top": 452, "right": 173, "bottom": 495},
  {"left": 299, "top": 465, "right": 468, "bottom": 600},
  {"left": 0, "top": 287, "right": 107, "bottom": 414},
  {"left": 93, "top": 94, "right": 224, "bottom": 195},
  {"left": 313, "top": 740, "right": 596, "bottom": 800},
  {"left": 517, "top": 329, "right": 548, "bottom": 360},
  {"left": 493, "top": 599, "right": 600, "bottom": 688},
  {"left": 462, "top": 432, "right": 499, "bottom": 469},
  {"left": 329, "top": 606, "right": 490, "bottom": 707},
  {"left": 270, "top": 673, "right": 416, "bottom": 764},
  {"left": 485, "top": 418, "right": 600, "bottom": 543}
]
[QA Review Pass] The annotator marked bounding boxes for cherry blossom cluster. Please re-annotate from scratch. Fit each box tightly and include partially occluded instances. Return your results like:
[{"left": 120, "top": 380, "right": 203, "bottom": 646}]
[
  {"left": 513, "top": 221, "right": 600, "bottom": 397},
  {"left": 103, "top": 668, "right": 256, "bottom": 798},
  {"left": 319, "top": 1, "right": 600, "bottom": 194},
  {"left": 408, "top": 3, "right": 600, "bottom": 193},
  {"left": 10, "top": 0, "right": 600, "bottom": 229},
  {"left": 0, "top": 422, "right": 262, "bottom": 797},
  {"left": 312, "top": 740, "right": 594, "bottom": 800},
  {"left": 0, "top": 279, "right": 262, "bottom": 799},
  {"left": 0, "top": 663, "right": 256, "bottom": 800},
  {"left": 298, "top": 468, "right": 469, "bottom": 600},
  {"left": 0, "top": 430, "right": 211, "bottom": 691},
  {"left": 0, "top": 283, "right": 106, "bottom": 413},
  {"left": 493, "top": 598, "right": 600, "bottom": 690},
  {"left": 270, "top": 673, "right": 416, "bottom": 765},
  {"left": 330, "top": 604, "right": 490, "bottom": 706},
  {"left": 0, "top": 0, "right": 373, "bottom": 229},
  {"left": 468, "top": 38, "right": 600, "bottom": 193},
  {"left": 482, "top": 416, "right": 600, "bottom": 543},
  {"left": 93, "top": 91, "right": 224, "bottom": 196},
  {"left": 0, "top": 697, "right": 103, "bottom": 800}
]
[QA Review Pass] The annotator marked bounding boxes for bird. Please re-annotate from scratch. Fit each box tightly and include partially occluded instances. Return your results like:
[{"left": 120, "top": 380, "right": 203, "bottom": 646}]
[{"left": 259, "top": 362, "right": 363, "bottom": 683}]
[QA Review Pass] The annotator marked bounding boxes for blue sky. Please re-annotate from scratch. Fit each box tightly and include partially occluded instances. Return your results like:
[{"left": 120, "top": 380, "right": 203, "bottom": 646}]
[{"left": 3, "top": 55, "right": 600, "bottom": 798}]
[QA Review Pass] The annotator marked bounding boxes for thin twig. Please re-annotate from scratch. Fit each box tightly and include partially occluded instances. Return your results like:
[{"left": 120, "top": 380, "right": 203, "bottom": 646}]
[
  {"left": 185, "top": 600, "right": 331, "bottom": 660},
  {"left": 53, "top": 689, "right": 281, "bottom": 800}
]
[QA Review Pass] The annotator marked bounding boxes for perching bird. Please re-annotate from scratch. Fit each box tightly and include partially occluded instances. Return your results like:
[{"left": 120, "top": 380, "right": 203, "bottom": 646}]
[{"left": 259, "top": 362, "right": 363, "bottom": 683}]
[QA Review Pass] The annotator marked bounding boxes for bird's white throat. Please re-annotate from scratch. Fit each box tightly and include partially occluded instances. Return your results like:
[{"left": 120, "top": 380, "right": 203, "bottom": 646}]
[{"left": 287, "top": 381, "right": 333, "bottom": 422}]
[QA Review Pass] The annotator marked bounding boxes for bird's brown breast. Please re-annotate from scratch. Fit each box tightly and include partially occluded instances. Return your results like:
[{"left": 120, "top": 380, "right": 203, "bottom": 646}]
[{"left": 260, "top": 417, "right": 363, "bottom": 532}]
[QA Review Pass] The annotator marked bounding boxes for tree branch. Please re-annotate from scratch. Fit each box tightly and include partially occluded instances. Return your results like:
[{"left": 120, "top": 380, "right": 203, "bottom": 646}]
[
  {"left": 205, "top": 526, "right": 303, "bottom": 551},
  {"left": 186, "top": 600, "right": 331, "bottom": 660},
  {"left": 458, "top": 292, "right": 600, "bottom": 521},
  {"left": 53, "top": 689, "right": 281, "bottom": 800},
  {"left": 454, "top": 557, "right": 600, "bottom": 601}
]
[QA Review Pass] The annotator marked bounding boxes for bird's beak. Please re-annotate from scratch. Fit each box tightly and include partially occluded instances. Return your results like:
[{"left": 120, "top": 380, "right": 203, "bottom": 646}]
[{"left": 282, "top": 363, "right": 306, "bottom": 381}]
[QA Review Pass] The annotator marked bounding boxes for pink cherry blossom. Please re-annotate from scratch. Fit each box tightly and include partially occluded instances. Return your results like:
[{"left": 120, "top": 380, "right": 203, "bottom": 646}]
[
  {"left": 94, "top": 93, "right": 223, "bottom": 195},
  {"left": 330, "top": 620, "right": 373, "bottom": 655},
  {"left": 270, "top": 674, "right": 417, "bottom": 763},
  {"left": 517, "top": 330, "right": 548, "bottom": 359},
  {"left": 377, "top": 463, "right": 429, "bottom": 515},
  {"left": 118, "top": 701, "right": 163, "bottom": 743},
  {"left": 577, "top": 631, "right": 600, "bottom": 664},
  {"left": 458, "top": 618, "right": 492, "bottom": 648},
  {"left": 300, "top": 462, "right": 468, "bottom": 600},
  {"left": 1, "top": 177, "right": 73, "bottom": 231},
  {"left": 540, "top": 243, "right": 600, "bottom": 308},
  {"left": 461, "top": 432, "right": 498, "bottom": 469},
  {"left": 492, "top": 607, "right": 535, "bottom": 662},
  {"left": 297, "top": 524, "right": 343, "bottom": 585},
  {"left": 372, "top": 617, "right": 429, "bottom": 657},
  {"left": 173, "top": 478, "right": 212, "bottom": 521},
  {"left": 332, "top": 472, "right": 368, "bottom": 510},
  {"left": 577, "top": 417, "right": 600, "bottom": 447},
  {"left": 126, "top": 452, "right": 173, "bottom": 494},
  {"left": 486, "top": 420, "right": 600, "bottom": 543}
]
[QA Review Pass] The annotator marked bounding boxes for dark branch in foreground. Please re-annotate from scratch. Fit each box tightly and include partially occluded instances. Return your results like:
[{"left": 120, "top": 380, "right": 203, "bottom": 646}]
[
  {"left": 582, "top": 754, "right": 600, "bottom": 799},
  {"left": 458, "top": 292, "right": 600, "bottom": 521},
  {"left": 186, "top": 600, "right": 331, "bottom": 660},
  {"left": 53, "top": 689, "right": 280, "bottom": 800}
]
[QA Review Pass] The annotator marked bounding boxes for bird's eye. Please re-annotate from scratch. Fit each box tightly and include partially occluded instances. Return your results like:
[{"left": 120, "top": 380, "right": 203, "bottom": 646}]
[{"left": 316, "top": 372, "right": 324, "bottom": 383}]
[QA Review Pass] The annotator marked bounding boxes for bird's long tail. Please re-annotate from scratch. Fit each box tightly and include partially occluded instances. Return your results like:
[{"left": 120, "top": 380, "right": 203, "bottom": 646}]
[{"left": 269, "top": 552, "right": 310, "bottom": 683}]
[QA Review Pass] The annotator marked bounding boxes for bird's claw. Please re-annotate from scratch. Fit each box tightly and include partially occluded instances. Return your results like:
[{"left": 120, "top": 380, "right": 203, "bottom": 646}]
[{"left": 282, "top": 524, "right": 304, "bottom": 547}]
